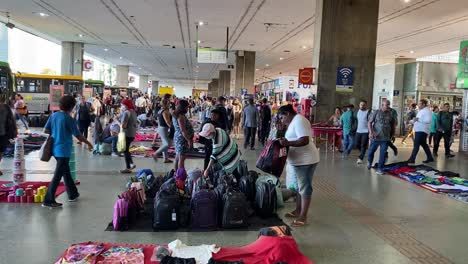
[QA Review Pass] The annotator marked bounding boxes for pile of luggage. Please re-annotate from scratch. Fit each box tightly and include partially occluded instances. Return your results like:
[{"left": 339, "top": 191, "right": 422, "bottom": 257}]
[{"left": 112, "top": 161, "right": 284, "bottom": 231}]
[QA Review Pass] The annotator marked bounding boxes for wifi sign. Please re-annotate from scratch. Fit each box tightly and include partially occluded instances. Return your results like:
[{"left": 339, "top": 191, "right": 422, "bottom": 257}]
[
  {"left": 339, "top": 68, "right": 352, "bottom": 78},
  {"left": 336, "top": 66, "right": 354, "bottom": 92}
]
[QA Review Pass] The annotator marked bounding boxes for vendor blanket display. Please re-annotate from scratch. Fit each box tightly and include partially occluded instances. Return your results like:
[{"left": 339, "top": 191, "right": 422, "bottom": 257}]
[
  {"left": 130, "top": 145, "right": 205, "bottom": 159},
  {"left": 380, "top": 162, "right": 468, "bottom": 202},
  {"left": 2, "top": 133, "right": 47, "bottom": 157},
  {"left": 56, "top": 230, "right": 312, "bottom": 264},
  {"left": 105, "top": 200, "right": 287, "bottom": 232},
  {"left": 135, "top": 132, "right": 159, "bottom": 142},
  {"left": 0, "top": 181, "right": 77, "bottom": 203}
]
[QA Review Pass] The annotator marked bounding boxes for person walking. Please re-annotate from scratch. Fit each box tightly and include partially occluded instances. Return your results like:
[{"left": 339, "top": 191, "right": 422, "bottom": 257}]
[
  {"left": 340, "top": 104, "right": 355, "bottom": 159},
  {"left": 215, "top": 96, "right": 229, "bottom": 131},
  {"left": 153, "top": 99, "right": 173, "bottom": 163},
  {"left": 401, "top": 103, "right": 417, "bottom": 145},
  {"left": 232, "top": 98, "right": 243, "bottom": 139},
  {"left": 0, "top": 96, "right": 17, "bottom": 176},
  {"left": 172, "top": 100, "right": 194, "bottom": 170},
  {"left": 14, "top": 94, "right": 29, "bottom": 132},
  {"left": 367, "top": 100, "right": 396, "bottom": 174},
  {"left": 277, "top": 104, "right": 319, "bottom": 227},
  {"left": 407, "top": 99, "right": 434, "bottom": 164},
  {"left": 42, "top": 95, "right": 93, "bottom": 208},
  {"left": 429, "top": 105, "right": 439, "bottom": 147},
  {"left": 354, "top": 100, "right": 370, "bottom": 164},
  {"left": 119, "top": 99, "right": 138, "bottom": 173},
  {"left": 259, "top": 98, "right": 272, "bottom": 145},
  {"left": 243, "top": 98, "right": 259, "bottom": 150},
  {"left": 433, "top": 103, "right": 455, "bottom": 159},
  {"left": 75, "top": 96, "right": 94, "bottom": 143}
]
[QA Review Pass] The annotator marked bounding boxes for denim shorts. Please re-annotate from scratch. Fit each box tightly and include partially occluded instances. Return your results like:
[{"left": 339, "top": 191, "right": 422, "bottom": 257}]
[{"left": 291, "top": 163, "right": 318, "bottom": 197}]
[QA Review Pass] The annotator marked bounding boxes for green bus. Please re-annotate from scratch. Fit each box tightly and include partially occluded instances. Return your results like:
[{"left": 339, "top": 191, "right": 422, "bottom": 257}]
[
  {"left": 84, "top": 79, "right": 105, "bottom": 97},
  {"left": 0, "top": 61, "right": 14, "bottom": 101}
]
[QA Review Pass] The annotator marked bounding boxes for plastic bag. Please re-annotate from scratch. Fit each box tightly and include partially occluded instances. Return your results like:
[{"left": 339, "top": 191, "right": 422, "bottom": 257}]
[{"left": 117, "top": 130, "right": 126, "bottom": 152}]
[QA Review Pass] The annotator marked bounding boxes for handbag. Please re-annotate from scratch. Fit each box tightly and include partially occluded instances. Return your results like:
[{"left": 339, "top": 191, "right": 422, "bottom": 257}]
[
  {"left": 39, "top": 136, "right": 53, "bottom": 162},
  {"left": 256, "top": 139, "right": 288, "bottom": 177},
  {"left": 117, "top": 127, "right": 126, "bottom": 153}
]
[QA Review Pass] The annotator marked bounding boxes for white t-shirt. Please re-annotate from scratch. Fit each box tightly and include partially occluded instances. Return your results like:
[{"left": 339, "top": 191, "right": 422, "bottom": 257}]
[
  {"left": 356, "top": 110, "right": 369, "bottom": 133},
  {"left": 168, "top": 239, "right": 220, "bottom": 264},
  {"left": 413, "top": 107, "right": 431, "bottom": 134},
  {"left": 285, "top": 114, "right": 320, "bottom": 166}
]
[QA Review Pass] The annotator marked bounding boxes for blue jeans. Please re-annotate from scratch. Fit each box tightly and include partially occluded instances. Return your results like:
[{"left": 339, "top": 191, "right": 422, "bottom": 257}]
[
  {"left": 342, "top": 134, "right": 354, "bottom": 155},
  {"left": 367, "top": 140, "right": 389, "bottom": 170},
  {"left": 103, "top": 136, "right": 118, "bottom": 153},
  {"left": 290, "top": 163, "right": 318, "bottom": 198},
  {"left": 409, "top": 132, "right": 433, "bottom": 161}
]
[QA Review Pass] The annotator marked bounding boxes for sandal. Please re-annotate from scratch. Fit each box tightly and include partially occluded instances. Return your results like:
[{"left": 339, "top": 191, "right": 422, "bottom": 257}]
[
  {"left": 291, "top": 220, "right": 307, "bottom": 227},
  {"left": 284, "top": 212, "right": 299, "bottom": 218}
]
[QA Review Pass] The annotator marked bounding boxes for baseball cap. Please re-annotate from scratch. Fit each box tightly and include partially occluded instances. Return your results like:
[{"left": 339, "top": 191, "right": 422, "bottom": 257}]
[{"left": 199, "top": 123, "right": 215, "bottom": 138}]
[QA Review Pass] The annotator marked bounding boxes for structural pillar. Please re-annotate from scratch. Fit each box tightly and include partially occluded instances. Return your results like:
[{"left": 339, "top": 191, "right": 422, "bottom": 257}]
[
  {"left": 116, "top": 65, "right": 129, "bottom": 86},
  {"left": 207, "top": 82, "right": 213, "bottom": 97},
  {"left": 218, "top": 70, "right": 231, "bottom": 96},
  {"left": 151, "top": 80, "right": 159, "bottom": 96},
  {"left": 235, "top": 51, "right": 256, "bottom": 96},
  {"left": 139, "top": 75, "right": 149, "bottom": 92},
  {"left": 312, "top": 0, "right": 379, "bottom": 122},
  {"left": 211, "top": 79, "right": 219, "bottom": 98},
  {"left": 61, "top": 42, "right": 84, "bottom": 76}
]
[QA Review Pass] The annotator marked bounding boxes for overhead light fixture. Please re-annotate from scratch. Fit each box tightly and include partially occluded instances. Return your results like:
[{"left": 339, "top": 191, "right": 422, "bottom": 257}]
[
  {"left": 256, "top": 69, "right": 259, "bottom": 71},
  {"left": 404, "top": 0, "right": 411, "bottom": 3},
  {"left": 130, "top": 62, "right": 134, "bottom": 65},
  {"left": 119, "top": 56, "right": 123, "bottom": 59},
  {"left": 410, "top": 50, "right": 414, "bottom": 54},
  {"left": 77, "top": 34, "right": 84, "bottom": 38},
  {"left": 265, "top": 64, "right": 269, "bottom": 67},
  {"left": 280, "top": 57, "right": 284, "bottom": 60},
  {"left": 198, "top": 21, "right": 204, "bottom": 26},
  {"left": 301, "top": 46, "right": 307, "bottom": 49},
  {"left": 104, "top": 48, "right": 109, "bottom": 51},
  {"left": 121, "top": 41, "right": 128, "bottom": 45},
  {"left": 34, "top": 12, "right": 49, "bottom": 17},
  {"left": 197, "top": 40, "right": 201, "bottom": 44},
  {"left": 139, "top": 67, "right": 142, "bottom": 70}
]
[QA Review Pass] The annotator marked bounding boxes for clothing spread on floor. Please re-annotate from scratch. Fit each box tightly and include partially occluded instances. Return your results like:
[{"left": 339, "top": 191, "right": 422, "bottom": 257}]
[
  {"left": 56, "top": 243, "right": 105, "bottom": 264},
  {"left": 168, "top": 239, "right": 220, "bottom": 264},
  {"left": 98, "top": 246, "right": 144, "bottom": 264},
  {"left": 160, "top": 256, "right": 196, "bottom": 264}
]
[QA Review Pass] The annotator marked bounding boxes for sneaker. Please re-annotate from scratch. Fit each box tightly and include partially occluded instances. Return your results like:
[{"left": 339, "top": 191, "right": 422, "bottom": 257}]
[
  {"left": 407, "top": 159, "right": 415, "bottom": 164},
  {"left": 68, "top": 194, "right": 80, "bottom": 202},
  {"left": 130, "top": 164, "right": 137, "bottom": 170},
  {"left": 367, "top": 163, "right": 371, "bottom": 170},
  {"left": 357, "top": 159, "right": 363, "bottom": 164},
  {"left": 111, "top": 152, "right": 119, "bottom": 157},
  {"left": 376, "top": 170, "right": 384, "bottom": 175},
  {"left": 42, "top": 202, "right": 63, "bottom": 208},
  {"left": 423, "top": 159, "right": 434, "bottom": 163},
  {"left": 446, "top": 154, "right": 455, "bottom": 159}
]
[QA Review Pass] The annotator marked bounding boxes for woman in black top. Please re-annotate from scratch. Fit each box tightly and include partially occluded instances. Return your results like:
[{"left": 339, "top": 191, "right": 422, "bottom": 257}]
[{"left": 153, "top": 99, "right": 173, "bottom": 163}]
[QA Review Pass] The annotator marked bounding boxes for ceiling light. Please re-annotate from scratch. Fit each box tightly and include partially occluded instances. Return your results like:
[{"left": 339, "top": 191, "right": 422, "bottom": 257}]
[
  {"left": 410, "top": 50, "right": 414, "bottom": 54},
  {"left": 198, "top": 21, "right": 204, "bottom": 26},
  {"left": 104, "top": 48, "right": 108, "bottom": 51},
  {"left": 265, "top": 64, "right": 269, "bottom": 67},
  {"left": 301, "top": 46, "right": 307, "bottom": 49},
  {"left": 197, "top": 40, "right": 201, "bottom": 44},
  {"left": 121, "top": 41, "right": 128, "bottom": 45},
  {"left": 404, "top": 0, "right": 411, "bottom": 3},
  {"left": 139, "top": 67, "right": 142, "bottom": 70},
  {"left": 256, "top": 69, "right": 259, "bottom": 71},
  {"left": 35, "top": 12, "right": 49, "bottom": 17},
  {"left": 119, "top": 56, "right": 123, "bottom": 59},
  {"left": 280, "top": 57, "right": 284, "bottom": 60},
  {"left": 77, "top": 34, "right": 84, "bottom": 38}
]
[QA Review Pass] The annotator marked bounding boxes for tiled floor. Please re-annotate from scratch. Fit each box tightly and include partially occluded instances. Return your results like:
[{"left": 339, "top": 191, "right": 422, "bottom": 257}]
[{"left": 0, "top": 136, "right": 467, "bottom": 264}]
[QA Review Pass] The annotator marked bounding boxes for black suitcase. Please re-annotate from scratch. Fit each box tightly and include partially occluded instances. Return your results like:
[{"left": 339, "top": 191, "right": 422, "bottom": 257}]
[{"left": 222, "top": 190, "right": 248, "bottom": 228}]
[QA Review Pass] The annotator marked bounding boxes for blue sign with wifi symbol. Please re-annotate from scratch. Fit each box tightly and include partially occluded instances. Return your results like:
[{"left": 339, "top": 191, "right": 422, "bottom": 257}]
[{"left": 336, "top": 66, "right": 354, "bottom": 92}]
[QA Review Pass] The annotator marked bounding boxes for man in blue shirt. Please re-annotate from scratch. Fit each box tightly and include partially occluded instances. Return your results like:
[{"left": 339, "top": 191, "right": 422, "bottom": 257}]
[
  {"left": 340, "top": 104, "right": 355, "bottom": 158},
  {"left": 43, "top": 95, "right": 93, "bottom": 208}
]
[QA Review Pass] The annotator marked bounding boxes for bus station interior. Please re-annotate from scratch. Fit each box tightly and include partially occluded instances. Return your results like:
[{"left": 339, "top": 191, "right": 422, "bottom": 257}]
[{"left": 0, "top": 0, "right": 468, "bottom": 263}]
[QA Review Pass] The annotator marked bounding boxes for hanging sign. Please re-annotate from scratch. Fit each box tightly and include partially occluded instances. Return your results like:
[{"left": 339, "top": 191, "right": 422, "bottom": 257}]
[
  {"left": 336, "top": 66, "right": 354, "bottom": 93},
  {"left": 197, "top": 48, "right": 227, "bottom": 64},
  {"left": 49, "top": 85, "right": 64, "bottom": 111},
  {"left": 83, "top": 87, "right": 93, "bottom": 99},
  {"left": 159, "top": 86, "right": 174, "bottom": 95},
  {"left": 83, "top": 60, "right": 94, "bottom": 72},
  {"left": 456, "top": 40, "right": 468, "bottom": 89},
  {"left": 298, "top": 68, "right": 314, "bottom": 85}
]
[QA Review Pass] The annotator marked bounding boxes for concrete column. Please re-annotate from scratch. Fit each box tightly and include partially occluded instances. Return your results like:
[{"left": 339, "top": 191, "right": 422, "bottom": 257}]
[
  {"left": 312, "top": 0, "right": 379, "bottom": 122},
  {"left": 207, "top": 82, "right": 213, "bottom": 97},
  {"left": 235, "top": 51, "right": 255, "bottom": 96},
  {"left": 116, "top": 65, "right": 129, "bottom": 86},
  {"left": 218, "top": 70, "right": 231, "bottom": 96},
  {"left": 61, "top": 42, "right": 84, "bottom": 76},
  {"left": 139, "top": 75, "right": 149, "bottom": 92},
  {"left": 211, "top": 79, "right": 219, "bottom": 98},
  {"left": 151, "top": 80, "right": 159, "bottom": 96}
]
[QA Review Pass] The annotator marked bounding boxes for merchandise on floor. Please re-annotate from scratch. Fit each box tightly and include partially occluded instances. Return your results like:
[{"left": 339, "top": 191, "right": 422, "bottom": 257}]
[
  {"left": 379, "top": 162, "right": 468, "bottom": 202},
  {"left": 0, "top": 181, "right": 77, "bottom": 203},
  {"left": 56, "top": 226, "right": 312, "bottom": 264}
]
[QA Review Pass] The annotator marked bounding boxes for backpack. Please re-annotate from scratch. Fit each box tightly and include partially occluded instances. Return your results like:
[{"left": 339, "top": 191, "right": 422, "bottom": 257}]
[
  {"left": 163, "top": 169, "right": 175, "bottom": 182},
  {"left": 178, "top": 197, "right": 191, "bottom": 228},
  {"left": 222, "top": 190, "right": 248, "bottom": 228},
  {"left": 255, "top": 180, "right": 278, "bottom": 217},
  {"left": 99, "top": 143, "right": 112, "bottom": 155},
  {"left": 191, "top": 189, "right": 218, "bottom": 230},
  {"left": 239, "top": 173, "right": 256, "bottom": 203},
  {"left": 256, "top": 175, "right": 283, "bottom": 208},
  {"left": 256, "top": 140, "right": 288, "bottom": 177},
  {"left": 112, "top": 197, "right": 129, "bottom": 231},
  {"left": 153, "top": 188, "right": 180, "bottom": 230},
  {"left": 120, "top": 188, "right": 141, "bottom": 226},
  {"left": 237, "top": 160, "right": 248, "bottom": 178}
]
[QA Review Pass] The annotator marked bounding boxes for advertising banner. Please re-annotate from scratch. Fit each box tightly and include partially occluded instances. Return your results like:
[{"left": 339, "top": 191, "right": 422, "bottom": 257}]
[
  {"left": 456, "top": 40, "right": 468, "bottom": 89},
  {"left": 83, "top": 60, "right": 94, "bottom": 72},
  {"left": 49, "top": 85, "right": 64, "bottom": 111},
  {"left": 336, "top": 66, "right": 354, "bottom": 92},
  {"left": 192, "top": 89, "right": 206, "bottom": 98},
  {"left": 159, "top": 86, "right": 174, "bottom": 95},
  {"left": 298, "top": 68, "right": 314, "bottom": 85},
  {"left": 83, "top": 87, "right": 93, "bottom": 100}
]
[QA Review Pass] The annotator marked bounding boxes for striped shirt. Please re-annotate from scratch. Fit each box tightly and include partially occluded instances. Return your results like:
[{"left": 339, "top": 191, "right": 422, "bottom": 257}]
[{"left": 211, "top": 128, "right": 241, "bottom": 174}]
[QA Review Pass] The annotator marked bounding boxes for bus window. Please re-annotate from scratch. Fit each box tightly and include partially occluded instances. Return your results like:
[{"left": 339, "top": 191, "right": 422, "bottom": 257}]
[
  {"left": 0, "top": 75, "right": 8, "bottom": 94},
  {"left": 16, "top": 79, "right": 25, "bottom": 92},
  {"left": 26, "top": 79, "right": 42, "bottom": 93}
]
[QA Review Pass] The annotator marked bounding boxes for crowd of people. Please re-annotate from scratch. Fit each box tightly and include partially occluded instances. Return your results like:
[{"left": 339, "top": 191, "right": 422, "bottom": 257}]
[{"left": 329, "top": 98, "right": 463, "bottom": 174}]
